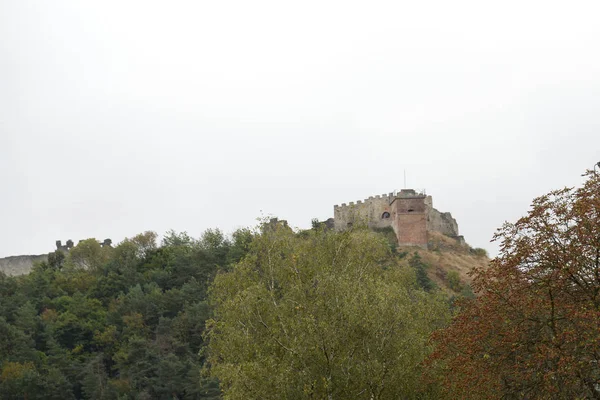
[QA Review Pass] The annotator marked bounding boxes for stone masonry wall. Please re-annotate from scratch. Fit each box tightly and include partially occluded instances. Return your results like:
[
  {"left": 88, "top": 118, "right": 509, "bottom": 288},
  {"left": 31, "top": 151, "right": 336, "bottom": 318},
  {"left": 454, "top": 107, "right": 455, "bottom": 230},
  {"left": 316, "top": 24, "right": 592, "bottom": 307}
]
[
  {"left": 0, "top": 238, "right": 112, "bottom": 277},
  {"left": 427, "top": 209, "right": 459, "bottom": 237},
  {"left": 334, "top": 190, "right": 460, "bottom": 247},
  {"left": 334, "top": 193, "right": 395, "bottom": 230},
  {"left": 0, "top": 254, "right": 48, "bottom": 276},
  {"left": 424, "top": 195, "right": 459, "bottom": 237}
]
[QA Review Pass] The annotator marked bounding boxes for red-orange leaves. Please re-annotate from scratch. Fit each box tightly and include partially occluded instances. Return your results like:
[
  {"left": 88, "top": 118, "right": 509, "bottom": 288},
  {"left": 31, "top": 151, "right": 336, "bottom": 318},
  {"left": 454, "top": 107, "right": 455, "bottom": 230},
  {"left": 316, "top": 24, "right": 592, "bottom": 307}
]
[{"left": 429, "top": 169, "right": 600, "bottom": 399}]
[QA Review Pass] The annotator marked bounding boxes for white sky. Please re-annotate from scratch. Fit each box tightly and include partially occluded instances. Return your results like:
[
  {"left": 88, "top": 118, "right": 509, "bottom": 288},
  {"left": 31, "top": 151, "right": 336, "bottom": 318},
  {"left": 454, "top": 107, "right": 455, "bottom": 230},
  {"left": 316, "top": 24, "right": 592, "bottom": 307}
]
[{"left": 1, "top": 0, "right": 599, "bottom": 257}]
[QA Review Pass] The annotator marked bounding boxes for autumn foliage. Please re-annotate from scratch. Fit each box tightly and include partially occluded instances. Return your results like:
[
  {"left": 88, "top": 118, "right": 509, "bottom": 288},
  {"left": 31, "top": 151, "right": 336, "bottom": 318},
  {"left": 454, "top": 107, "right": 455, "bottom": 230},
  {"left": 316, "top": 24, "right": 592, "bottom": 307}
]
[{"left": 429, "top": 169, "right": 600, "bottom": 399}]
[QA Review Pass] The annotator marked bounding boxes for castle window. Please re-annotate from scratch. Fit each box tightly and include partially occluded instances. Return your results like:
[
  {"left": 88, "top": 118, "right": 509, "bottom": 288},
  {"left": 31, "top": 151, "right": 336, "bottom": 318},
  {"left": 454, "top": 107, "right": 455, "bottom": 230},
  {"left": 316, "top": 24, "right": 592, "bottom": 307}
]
[
  {"left": 381, "top": 212, "right": 390, "bottom": 219},
  {"left": 408, "top": 209, "right": 415, "bottom": 212}
]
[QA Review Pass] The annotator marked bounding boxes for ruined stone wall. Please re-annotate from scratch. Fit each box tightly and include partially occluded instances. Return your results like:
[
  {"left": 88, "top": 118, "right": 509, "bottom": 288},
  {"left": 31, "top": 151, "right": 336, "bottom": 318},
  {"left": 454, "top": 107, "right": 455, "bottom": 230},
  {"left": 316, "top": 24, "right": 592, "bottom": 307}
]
[
  {"left": 424, "top": 195, "right": 459, "bottom": 237},
  {"left": 0, "top": 254, "right": 48, "bottom": 276},
  {"left": 427, "top": 209, "right": 459, "bottom": 237},
  {"left": 0, "top": 238, "right": 112, "bottom": 277},
  {"left": 333, "top": 193, "right": 395, "bottom": 230}
]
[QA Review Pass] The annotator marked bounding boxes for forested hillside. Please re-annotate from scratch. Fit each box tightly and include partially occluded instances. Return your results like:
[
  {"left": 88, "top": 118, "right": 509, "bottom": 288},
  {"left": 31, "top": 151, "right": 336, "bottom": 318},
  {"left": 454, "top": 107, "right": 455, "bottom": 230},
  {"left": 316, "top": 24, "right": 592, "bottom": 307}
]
[
  {"left": 1, "top": 167, "right": 598, "bottom": 400},
  {"left": 0, "top": 229, "right": 252, "bottom": 399},
  {"left": 0, "top": 222, "right": 470, "bottom": 399}
]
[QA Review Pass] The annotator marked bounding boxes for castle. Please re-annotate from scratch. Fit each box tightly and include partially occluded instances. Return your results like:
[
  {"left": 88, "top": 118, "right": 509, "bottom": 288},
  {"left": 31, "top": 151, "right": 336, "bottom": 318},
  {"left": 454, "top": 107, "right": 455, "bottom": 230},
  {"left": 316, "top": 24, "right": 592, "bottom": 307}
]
[
  {"left": 1, "top": 190, "right": 462, "bottom": 276},
  {"left": 333, "top": 189, "right": 463, "bottom": 248}
]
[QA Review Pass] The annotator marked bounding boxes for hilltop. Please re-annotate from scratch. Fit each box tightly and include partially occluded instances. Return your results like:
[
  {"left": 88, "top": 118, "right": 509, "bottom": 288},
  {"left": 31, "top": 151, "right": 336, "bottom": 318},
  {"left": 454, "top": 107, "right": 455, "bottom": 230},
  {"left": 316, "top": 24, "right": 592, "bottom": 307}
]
[
  {"left": 0, "top": 221, "right": 489, "bottom": 399},
  {"left": 328, "top": 187, "right": 489, "bottom": 295}
]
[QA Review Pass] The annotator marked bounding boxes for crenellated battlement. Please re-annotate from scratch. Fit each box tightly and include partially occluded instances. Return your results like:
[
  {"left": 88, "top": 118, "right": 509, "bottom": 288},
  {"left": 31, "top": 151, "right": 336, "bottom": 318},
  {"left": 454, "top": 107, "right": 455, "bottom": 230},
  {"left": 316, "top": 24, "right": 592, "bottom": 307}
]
[
  {"left": 334, "top": 193, "right": 395, "bottom": 211},
  {"left": 56, "top": 238, "right": 113, "bottom": 252}
]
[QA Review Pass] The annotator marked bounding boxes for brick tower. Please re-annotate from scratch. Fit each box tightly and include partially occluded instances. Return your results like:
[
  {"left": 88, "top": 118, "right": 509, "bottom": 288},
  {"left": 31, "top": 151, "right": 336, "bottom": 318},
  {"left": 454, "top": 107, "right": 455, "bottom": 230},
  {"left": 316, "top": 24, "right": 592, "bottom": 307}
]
[{"left": 390, "top": 189, "right": 428, "bottom": 248}]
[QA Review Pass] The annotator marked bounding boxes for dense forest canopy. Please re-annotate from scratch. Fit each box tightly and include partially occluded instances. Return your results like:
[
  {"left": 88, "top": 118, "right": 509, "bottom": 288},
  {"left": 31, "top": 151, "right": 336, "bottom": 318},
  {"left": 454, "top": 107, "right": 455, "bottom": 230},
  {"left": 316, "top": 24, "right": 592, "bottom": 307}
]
[
  {"left": 0, "top": 228, "right": 253, "bottom": 399},
  {"left": 0, "top": 220, "right": 461, "bottom": 399}
]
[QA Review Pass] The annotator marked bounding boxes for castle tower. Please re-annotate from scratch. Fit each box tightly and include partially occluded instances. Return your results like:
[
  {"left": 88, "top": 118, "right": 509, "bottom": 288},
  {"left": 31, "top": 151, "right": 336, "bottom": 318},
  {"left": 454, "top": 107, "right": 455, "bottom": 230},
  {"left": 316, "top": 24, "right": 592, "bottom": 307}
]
[{"left": 390, "top": 189, "right": 428, "bottom": 248}]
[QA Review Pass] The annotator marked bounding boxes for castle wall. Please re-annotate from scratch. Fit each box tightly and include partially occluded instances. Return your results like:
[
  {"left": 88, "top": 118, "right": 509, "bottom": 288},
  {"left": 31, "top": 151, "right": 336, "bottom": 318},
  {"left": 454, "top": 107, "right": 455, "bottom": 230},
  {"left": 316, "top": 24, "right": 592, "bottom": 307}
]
[
  {"left": 393, "top": 195, "right": 426, "bottom": 213},
  {"left": 334, "top": 193, "right": 394, "bottom": 230},
  {"left": 0, "top": 254, "right": 48, "bottom": 276},
  {"left": 424, "top": 195, "right": 459, "bottom": 237},
  {"left": 0, "top": 238, "right": 111, "bottom": 277},
  {"left": 395, "top": 213, "right": 428, "bottom": 247},
  {"left": 427, "top": 209, "right": 459, "bottom": 237},
  {"left": 334, "top": 190, "right": 460, "bottom": 249}
]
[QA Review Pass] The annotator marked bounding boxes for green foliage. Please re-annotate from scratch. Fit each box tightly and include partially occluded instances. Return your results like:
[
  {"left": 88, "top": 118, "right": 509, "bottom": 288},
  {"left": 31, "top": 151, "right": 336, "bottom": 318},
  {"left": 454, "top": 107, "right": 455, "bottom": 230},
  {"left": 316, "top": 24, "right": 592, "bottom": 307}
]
[
  {"left": 206, "top": 227, "right": 450, "bottom": 399},
  {"left": 66, "top": 239, "right": 112, "bottom": 271},
  {"left": 445, "top": 270, "right": 462, "bottom": 292},
  {"left": 310, "top": 217, "right": 321, "bottom": 229},
  {"left": 372, "top": 226, "right": 398, "bottom": 253},
  {"left": 0, "top": 316, "right": 37, "bottom": 363},
  {"left": 0, "top": 229, "right": 250, "bottom": 399},
  {"left": 408, "top": 252, "right": 436, "bottom": 292},
  {"left": 459, "top": 283, "right": 475, "bottom": 299},
  {"left": 47, "top": 250, "right": 66, "bottom": 270},
  {"left": 469, "top": 247, "right": 488, "bottom": 257},
  {"left": 0, "top": 222, "right": 464, "bottom": 399},
  {"left": 226, "top": 228, "right": 254, "bottom": 266}
]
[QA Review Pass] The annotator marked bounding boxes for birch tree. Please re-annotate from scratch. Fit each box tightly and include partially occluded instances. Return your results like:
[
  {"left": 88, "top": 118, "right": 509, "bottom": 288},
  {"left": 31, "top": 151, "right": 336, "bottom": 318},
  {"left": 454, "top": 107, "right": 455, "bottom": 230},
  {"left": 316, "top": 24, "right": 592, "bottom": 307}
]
[{"left": 206, "top": 225, "right": 449, "bottom": 399}]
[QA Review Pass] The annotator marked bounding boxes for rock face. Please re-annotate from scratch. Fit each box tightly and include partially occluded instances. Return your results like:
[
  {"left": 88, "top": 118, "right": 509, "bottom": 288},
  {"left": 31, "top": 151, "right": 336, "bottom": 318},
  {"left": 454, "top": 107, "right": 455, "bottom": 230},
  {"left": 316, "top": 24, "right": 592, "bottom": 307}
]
[
  {"left": 0, "top": 254, "right": 48, "bottom": 276},
  {"left": 333, "top": 189, "right": 462, "bottom": 248}
]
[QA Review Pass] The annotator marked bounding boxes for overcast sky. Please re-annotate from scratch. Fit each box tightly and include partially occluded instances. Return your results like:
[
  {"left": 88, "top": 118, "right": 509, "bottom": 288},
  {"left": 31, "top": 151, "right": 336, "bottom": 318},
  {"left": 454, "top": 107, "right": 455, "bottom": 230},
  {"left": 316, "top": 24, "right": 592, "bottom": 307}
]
[{"left": 1, "top": 0, "right": 599, "bottom": 258}]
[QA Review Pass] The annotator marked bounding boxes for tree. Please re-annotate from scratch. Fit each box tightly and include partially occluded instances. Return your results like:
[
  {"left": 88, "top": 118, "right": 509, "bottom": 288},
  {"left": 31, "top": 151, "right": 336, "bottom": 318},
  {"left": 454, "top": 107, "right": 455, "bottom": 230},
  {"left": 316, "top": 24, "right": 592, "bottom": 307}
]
[
  {"left": 0, "top": 361, "right": 45, "bottom": 400},
  {"left": 66, "top": 239, "right": 112, "bottom": 272},
  {"left": 205, "top": 225, "right": 449, "bottom": 399},
  {"left": 408, "top": 252, "right": 436, "bottom": 292},
  {"left": 429, "top": 169, "right": 600, "bottom": 399},
  {"left": 0, "top": 317, "right": 37, "bottom": 363},
  {"left": 0, "top": 228, "right": 244, "bottom": 399},
  {"left": 81, "top": 354, "right": 113, "bottom": 400},
  {"left": 47, "top": 250, "right": 66, "bottom": 270}
]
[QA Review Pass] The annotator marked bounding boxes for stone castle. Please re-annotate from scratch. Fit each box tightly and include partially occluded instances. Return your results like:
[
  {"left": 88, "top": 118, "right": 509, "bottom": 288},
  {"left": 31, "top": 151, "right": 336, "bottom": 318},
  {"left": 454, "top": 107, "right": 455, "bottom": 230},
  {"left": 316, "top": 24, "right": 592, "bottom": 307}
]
[
  {"left": 333, "top": 189, "right": 463, "bottom": 248},
  {"left": 1, "top": 190, "right": 462, "bottom": 276}
]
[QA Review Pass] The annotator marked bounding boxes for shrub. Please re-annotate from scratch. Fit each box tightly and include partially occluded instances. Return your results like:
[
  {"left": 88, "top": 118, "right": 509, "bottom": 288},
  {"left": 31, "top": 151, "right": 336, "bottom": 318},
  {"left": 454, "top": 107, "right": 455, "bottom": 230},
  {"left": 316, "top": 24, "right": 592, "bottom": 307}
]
[
  {"left": 446, "top": 270, "right": 462, "bottom": 292},
  {"left": 470, "top": 247, "right": 488, "bottom": 257}
]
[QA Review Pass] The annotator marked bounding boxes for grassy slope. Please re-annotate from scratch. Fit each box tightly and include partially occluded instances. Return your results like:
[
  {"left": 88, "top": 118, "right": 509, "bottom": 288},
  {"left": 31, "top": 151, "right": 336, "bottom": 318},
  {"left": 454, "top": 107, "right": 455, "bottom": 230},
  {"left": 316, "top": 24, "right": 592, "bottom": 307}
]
[{"left": 398, "top": 231, "right": 490, "bottom": 294}]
